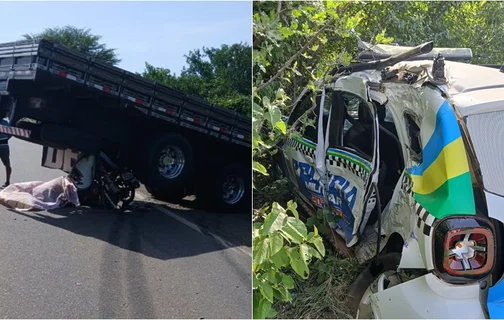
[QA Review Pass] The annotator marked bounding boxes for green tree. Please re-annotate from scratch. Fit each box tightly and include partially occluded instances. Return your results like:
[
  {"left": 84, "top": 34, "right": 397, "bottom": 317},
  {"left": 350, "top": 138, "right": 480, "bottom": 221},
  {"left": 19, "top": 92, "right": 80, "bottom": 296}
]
[
  {"left": 350, "top": 1, "right": 504, "bottom": 64},
  {"left": 142, "top": 43, "right": 252, "bottom": 116},
  {"left": 139, "top": 62, "right": 178, "bottom": 87},
  {"left": 23, "top": 26, "right": 120, "bottom": 65}
]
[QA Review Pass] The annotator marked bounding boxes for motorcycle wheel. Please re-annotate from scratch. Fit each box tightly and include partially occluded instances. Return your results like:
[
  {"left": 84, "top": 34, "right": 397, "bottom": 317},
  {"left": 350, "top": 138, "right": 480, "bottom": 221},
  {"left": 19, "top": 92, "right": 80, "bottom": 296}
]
[
  {"left": 118, "top": 187, "right": 135, "bottom": 212},
  {"left": 346, "top": 253, "right": 402, "bottom": 319}
]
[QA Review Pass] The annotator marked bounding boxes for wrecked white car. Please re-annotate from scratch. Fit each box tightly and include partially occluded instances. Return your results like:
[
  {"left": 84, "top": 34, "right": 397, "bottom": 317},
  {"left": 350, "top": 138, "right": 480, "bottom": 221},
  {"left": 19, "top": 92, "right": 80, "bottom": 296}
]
[{"left": 276, "top": 41, "right": 504, "bottom": 319}]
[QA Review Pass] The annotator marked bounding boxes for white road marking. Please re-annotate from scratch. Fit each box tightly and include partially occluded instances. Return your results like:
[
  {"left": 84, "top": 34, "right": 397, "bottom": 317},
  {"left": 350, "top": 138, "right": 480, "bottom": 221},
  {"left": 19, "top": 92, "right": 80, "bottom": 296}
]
[{"left": 136, "top": 191, "right": 252, "bottom": 258}]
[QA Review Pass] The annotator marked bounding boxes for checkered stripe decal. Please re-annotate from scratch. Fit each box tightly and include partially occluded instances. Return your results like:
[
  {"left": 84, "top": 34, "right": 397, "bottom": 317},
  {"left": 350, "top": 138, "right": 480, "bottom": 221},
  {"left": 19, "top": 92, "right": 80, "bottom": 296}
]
[
  {"left": 286, "top": 139, "right": 370, "bottom": 181},
  {"left": 400, "top": 172, "right": 437, "bottom": 236},
  {"left": 285, "top": 139, "right": 315, "bottom": 159},
  {"left": 413, "top": 200, "right": 437, "bottom": 236},
  {"left": 327, "top": 154, "right": 369, "bottom": 181}
]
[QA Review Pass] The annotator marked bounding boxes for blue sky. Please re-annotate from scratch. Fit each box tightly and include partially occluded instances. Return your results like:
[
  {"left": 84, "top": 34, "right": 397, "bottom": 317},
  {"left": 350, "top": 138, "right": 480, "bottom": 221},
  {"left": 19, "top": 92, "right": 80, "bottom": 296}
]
[{"left": 0, "top": 1, "right": 251, "bottom": 74}]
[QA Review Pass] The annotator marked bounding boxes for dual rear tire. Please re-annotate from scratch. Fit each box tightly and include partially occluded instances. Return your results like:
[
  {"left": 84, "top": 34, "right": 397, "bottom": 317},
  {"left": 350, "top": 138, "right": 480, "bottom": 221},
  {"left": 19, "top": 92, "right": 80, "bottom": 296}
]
[{"left": 142, "top": 133, "right": 250, "bottom": 213}]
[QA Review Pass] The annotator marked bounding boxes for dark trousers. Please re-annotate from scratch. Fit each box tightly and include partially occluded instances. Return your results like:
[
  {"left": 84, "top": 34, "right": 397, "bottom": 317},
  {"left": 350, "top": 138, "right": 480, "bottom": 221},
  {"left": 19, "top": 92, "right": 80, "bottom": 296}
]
[{"left": 0, "top": 146, "right": 10, "bottom": 168}]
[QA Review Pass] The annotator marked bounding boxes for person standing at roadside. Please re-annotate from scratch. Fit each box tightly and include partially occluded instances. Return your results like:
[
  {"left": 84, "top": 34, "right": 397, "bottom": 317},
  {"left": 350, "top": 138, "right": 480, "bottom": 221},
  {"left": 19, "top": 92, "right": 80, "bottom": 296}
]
[{"left": 0, "top": 108, "right": 12, "bottom": 188}]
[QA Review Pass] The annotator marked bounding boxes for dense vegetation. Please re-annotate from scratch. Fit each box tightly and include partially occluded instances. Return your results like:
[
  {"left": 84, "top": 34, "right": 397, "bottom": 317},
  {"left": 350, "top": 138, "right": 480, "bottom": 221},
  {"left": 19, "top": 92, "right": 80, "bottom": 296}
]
[{"left": 252, "top": 1, "right": 504, "bottom": 318}]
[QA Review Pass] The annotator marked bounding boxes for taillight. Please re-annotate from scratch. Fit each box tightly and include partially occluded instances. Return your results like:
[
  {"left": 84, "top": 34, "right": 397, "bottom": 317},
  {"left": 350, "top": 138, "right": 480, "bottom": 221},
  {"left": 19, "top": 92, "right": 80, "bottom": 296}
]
[{"left": 433, "top": 217, "right": 495, "bottom": 284}]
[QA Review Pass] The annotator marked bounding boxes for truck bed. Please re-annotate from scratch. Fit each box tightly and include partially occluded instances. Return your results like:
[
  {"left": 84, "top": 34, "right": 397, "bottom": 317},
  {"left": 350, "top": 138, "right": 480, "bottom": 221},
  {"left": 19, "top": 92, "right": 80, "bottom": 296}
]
[{"left": 0, "top": 40, "right": 251, "bottom": 148}]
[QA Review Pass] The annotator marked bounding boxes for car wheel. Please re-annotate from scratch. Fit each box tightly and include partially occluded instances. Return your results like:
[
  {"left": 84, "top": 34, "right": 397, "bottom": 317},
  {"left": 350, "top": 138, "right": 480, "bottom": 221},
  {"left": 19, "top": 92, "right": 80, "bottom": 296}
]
[{"left": 346, "top": 252, "right": 402, "bottom": 319}]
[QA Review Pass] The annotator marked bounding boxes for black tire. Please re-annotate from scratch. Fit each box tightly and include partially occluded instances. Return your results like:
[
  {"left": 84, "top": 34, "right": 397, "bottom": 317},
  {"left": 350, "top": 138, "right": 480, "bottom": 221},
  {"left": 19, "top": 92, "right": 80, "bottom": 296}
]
[
  {"left": 196, "top": 162, "right": 251, "bottom": 213},
  {"left": 346, "top": 252, "right": 402, "bottom": 318},
  {"left": 143, "top": 133, "right": 193, "bottom": 202}
]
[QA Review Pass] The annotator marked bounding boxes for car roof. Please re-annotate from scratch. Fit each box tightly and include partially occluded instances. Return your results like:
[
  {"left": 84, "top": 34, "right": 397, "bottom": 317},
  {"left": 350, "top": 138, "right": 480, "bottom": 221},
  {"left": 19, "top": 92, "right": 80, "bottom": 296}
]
[{"left": 353, "top": 60, "right": 504, "bottom": 116}]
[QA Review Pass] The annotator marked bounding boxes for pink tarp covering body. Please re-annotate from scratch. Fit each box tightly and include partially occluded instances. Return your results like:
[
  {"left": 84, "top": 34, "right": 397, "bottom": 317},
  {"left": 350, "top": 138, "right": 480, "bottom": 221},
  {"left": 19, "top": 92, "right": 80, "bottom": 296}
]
[{"left": 0, "top": 176, "right": 80, "bottom": 211}]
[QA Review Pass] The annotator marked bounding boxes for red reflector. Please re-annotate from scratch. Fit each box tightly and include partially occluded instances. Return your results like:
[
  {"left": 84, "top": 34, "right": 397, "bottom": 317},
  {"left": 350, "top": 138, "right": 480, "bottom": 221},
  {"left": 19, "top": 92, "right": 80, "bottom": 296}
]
[
  {"left": 219, "top": 128, "right": 226, "bottom": 133},
  {"left": 57, "top": 71, "right": 67, "bottom": 77},
  {"left": 194, "top": 119, "right": 201, "bottom": 124},
  {"left": 103, "top": 87, "right": 111, "bottom": 93},
  {"left": 135, "top": 98, "right": 143, "bottom": 104},
  {"left": 166, "top": 109, "right": 173, "bottom": 115},
  {"left": 443, "top": 227, "right": 493, "bottom": 276}
]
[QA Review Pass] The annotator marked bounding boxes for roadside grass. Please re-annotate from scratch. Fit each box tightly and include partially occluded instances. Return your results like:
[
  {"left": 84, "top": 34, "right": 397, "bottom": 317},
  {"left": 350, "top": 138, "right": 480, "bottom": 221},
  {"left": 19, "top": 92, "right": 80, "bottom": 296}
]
[
  {"left": 253, "top": 176, "right": 365, "bottom": 319},
  {"left": 274, "top": 248, "right": 364, "bottom": 319}
]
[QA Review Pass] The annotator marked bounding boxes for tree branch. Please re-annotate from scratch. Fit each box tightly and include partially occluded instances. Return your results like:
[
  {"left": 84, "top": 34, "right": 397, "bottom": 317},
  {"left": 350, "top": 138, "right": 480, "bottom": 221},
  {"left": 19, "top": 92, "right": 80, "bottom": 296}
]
[{"left": 256, "top": 17, "right": 334, "bottom": 93}]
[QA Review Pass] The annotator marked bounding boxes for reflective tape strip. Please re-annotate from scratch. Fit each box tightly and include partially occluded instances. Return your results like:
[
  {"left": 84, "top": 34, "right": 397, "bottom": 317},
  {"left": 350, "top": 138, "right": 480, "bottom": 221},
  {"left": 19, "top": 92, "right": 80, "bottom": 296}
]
[
  {"left": 92, "top": 84, "right": 113, "bottom": 93},
  {"left": 0, "top": 125, "right": 30, "bottom": 138}
]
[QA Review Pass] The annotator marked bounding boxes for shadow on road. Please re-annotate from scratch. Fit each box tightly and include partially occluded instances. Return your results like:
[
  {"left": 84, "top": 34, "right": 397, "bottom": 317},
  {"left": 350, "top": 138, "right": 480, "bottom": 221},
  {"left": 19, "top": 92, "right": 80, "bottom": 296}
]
[
  {"left": 156, "top": 198, "right": 252, "bottom": 248},
  {"left": 8, "top": 201, "right": 250, "bottom": 261}
]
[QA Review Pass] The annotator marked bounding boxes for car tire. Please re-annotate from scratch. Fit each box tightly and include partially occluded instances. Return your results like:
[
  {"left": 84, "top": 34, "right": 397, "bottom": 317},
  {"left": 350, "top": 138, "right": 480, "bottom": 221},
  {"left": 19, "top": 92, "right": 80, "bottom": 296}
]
[
  {"left": 346, "top": 252, "right": 402, "bottom": 319},
  {"left": 143, "top": 133, "right": 193, "bottom": 202}
]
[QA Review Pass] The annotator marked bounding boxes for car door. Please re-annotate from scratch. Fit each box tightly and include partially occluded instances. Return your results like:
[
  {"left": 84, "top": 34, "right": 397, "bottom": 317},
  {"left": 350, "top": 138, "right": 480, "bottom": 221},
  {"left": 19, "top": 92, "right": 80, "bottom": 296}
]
[
  {"left": 324, "top": 76, "right": 379, "bottom": 247},
  {"left": 282, "top": 89, "right": 332, "bottom": 208},
  {"left": 282, "top": 76, "right": 379, "bottom": 246}
]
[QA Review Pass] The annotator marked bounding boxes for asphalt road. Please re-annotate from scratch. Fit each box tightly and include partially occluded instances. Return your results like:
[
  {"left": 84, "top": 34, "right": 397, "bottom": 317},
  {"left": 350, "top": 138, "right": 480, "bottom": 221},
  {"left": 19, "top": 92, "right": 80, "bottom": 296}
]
[{"left": 0, "top": 138, "right": 252, "bottom": 318}]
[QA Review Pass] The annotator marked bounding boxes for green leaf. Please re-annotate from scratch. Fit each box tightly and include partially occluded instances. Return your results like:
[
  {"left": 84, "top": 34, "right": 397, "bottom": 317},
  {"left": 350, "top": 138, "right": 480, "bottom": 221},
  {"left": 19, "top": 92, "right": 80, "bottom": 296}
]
[
  {"left": 275, "top": 120, "right": 287, "bottom": 134},
  {"left": 308, "top": 245, "right": 322, "bottom": 260},
  {"left": 253, "top": 275, "right": 260, "bottom": 289},
  {"left": 281, "top": 216, "right": 308, "bottom": 243},
  {"left": 287, "top": 247, "right": 309, "bottom": 279},
  {"left": 279, "top": 27, "right": 294, "bottom": 38},
  {"left": 300, "top": 243, "right": 311, "bottom": 262},
  {"left": 269, "top": 232, "right": 284, "bottom": 256},
  {"left": 253, "top": 237, "right": 270, "bottom": 266},
  {"left": 274, "top": 286, "right": 292, "bottom": 302},
  {"left": 310, "top": 236, "right": 326, "bottom": 257},
  {"left": 271, "top": 247, "right": 290, "bottom": 268},
  {"left": 253, "top": 102, "right": 264, "bottom": 116},
  {"left": 259, "top": 282, "right": 274, "bottom": 303},
  {"left": 253, "top": 293, "right": 277, "bottom": 319},
  {"left": 306, "top": 216, "right": 317, "bottom": 227},
  {"left": 287, "top": 200, "right": 299, "bottom": 219},
  {"left": 253, "top": 161, "right": 269, "bottom": 176},
  {"left": 292, "top": 9, "right": 302, "bottom": 18},
  {"left": 262, "top": 96, "right": 271, "bottom": 108},
  {"left": 266, "top": 105, "right": 282, "bottom": 127},
  {"left": 262, "top": 205, "right": 287, "bottom": 235},
  {"left": 282, "top": 275, "right": 295, "bottom": 289}
]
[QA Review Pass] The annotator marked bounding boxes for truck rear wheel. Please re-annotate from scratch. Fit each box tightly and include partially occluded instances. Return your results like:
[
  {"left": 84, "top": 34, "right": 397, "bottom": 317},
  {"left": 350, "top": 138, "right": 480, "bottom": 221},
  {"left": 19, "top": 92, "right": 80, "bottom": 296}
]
[
  {"left": 197, "top": 163, "right": 250, "bottom": 213},
  {"left": 144, "top": 133, "right": 193, "bottom": 202}
]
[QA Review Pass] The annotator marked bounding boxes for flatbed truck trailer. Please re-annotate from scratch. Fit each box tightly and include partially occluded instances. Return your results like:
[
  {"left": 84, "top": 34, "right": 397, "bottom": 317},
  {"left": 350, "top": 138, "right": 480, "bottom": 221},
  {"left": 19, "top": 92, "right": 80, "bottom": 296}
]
[{"left": 0, "top": 39, "right": 251, "bottom": 212}]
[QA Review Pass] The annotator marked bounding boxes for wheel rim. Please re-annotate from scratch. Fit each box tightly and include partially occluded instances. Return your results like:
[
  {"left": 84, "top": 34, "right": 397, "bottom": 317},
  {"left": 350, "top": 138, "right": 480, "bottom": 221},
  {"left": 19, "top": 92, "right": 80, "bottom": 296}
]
[
  {"left": 158, "top": 146, "right": 185, "bottom": 179},
  {"left": 222, "top": 174, "right": 245, "bottom": 205},
  {"left": 356, "top": 270, "right": 401, "bottom": 319}
]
